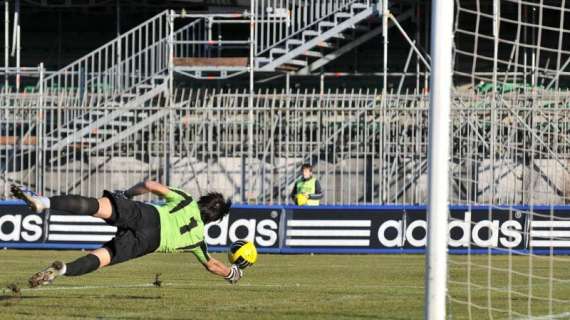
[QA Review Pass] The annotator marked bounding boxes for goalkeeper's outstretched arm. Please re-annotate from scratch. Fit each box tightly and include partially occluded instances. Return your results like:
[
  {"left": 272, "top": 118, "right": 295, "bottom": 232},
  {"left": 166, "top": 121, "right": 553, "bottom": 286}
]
[
  {"left": 124, "top": 180, "right": 170, "bottom": 198},
  {"left": 204, "top": 257, "right": 230, "bottom": 277},
  {"left": 191, "top": 243, "right": 242, "bottom": 284},
  {"left": 203, "top": 257, "right": 243, "bottom": 284}
]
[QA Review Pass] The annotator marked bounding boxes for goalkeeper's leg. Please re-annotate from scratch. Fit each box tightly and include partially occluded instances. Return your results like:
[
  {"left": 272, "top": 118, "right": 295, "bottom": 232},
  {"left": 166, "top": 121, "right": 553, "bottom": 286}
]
[
  {"left": 28, "top": 248, "right": 111, "bottom": 288},
  {"left": 29, "top": 226, "right": 157, "bottom": 288},
  {"left": 14, "top": 185, "right": 159, "bottom": 287},
  {"left": 10, "top": 184, "right": 113, "bottom": 220}
]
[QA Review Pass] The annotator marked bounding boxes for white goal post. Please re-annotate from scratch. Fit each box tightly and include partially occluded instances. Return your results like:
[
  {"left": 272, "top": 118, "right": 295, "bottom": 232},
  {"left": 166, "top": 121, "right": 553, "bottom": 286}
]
[
  {"left": 428, "top": 0, "right": 570, "bottom": 319},
  {"left": 425, "top": 0, "right": 454, "bottom": 319}
]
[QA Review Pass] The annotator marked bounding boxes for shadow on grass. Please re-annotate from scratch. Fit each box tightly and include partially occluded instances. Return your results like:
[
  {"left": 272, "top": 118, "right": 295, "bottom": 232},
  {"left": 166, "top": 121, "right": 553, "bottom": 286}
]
[
  {"left": 273, "top": 310, "right": 410, "bottom": 319},
  {"left": 99, "top": 295, "right": 161, "bottom": 300},
  {"left": 1, "top": 293, "right": 161, "bottom": 304},
  {"left": 0, "top": 294, "right": 23, "bottom": 307},
  {"left": 18, "top": 294, "right": 159, "bottom": 299}
]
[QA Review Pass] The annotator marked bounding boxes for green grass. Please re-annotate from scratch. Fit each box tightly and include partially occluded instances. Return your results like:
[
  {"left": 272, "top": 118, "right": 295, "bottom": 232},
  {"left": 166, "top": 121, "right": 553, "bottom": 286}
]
[{"left": 1, "top": 251, "right": 570, "bottom": 319}]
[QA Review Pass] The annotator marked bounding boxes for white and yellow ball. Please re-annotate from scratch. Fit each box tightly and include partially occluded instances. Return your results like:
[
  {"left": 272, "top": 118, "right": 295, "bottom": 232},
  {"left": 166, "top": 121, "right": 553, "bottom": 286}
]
[{"left": 228, "top": 240, "right": 258, "bottom": 269}]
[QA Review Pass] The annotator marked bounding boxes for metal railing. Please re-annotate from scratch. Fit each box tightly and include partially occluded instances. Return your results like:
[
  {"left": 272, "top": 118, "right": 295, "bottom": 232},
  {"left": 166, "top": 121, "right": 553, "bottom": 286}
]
[
  {"left": 255, "top": 0, "right": 372, "bottom": 55},
  {"left": 3, "top": 87, "right": 570, "bottom": 205},
  {"left": 42, "top": 10, "right": 171, "bottom": 98},
  {"left": 173, "top": 19, "right": 210, "bottom": 59}
]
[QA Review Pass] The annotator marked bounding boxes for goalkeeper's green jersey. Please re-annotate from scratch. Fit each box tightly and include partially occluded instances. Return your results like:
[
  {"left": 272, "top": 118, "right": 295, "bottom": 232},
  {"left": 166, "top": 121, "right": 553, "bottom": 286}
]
[{"left": 151, "top": 188, "right": 210, "bottom": 264}]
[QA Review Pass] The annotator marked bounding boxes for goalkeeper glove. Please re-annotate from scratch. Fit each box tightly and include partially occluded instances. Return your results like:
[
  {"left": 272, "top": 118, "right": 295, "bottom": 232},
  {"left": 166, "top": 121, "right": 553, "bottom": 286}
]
[{"left": 224, "top": 265, "right": 243, "bottom": 284}]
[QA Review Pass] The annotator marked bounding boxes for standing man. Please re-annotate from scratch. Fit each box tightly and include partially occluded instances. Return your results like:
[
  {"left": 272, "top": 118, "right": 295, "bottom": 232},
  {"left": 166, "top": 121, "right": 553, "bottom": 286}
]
[{"left": 290, "top": 163, "right": 323, "bottom": 206}]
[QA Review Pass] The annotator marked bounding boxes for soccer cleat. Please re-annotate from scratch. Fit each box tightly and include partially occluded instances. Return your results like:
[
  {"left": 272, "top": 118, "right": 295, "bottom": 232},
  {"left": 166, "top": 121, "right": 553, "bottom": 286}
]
[
  {"left": 10, "top": 185, "right": 50, "bottom": 213},
  {"left": 28, "top": 261, "right": 66, "bottom": 288}
]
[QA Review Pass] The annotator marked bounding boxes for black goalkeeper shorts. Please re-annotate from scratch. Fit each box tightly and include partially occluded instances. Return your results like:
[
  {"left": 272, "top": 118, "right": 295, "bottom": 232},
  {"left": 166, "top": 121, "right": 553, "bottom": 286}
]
[{"left": 101, "top": 190, "right": 161, "bottom": 265}]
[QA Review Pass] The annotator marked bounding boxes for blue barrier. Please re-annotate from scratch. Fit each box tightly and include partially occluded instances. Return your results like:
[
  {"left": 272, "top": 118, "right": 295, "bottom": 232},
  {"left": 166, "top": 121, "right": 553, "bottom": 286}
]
[{"left": 3, "top": 201, "right": 570, "bottom": 254}]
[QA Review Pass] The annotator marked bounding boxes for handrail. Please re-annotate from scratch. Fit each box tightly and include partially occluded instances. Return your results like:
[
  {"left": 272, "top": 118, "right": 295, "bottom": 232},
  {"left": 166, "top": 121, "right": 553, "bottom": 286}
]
[
  {"left": 42, "top": 10, "right": 170, "bottom": 97},
  {"left": 256, "top": 0, "right": 370, "bottom": 56}
]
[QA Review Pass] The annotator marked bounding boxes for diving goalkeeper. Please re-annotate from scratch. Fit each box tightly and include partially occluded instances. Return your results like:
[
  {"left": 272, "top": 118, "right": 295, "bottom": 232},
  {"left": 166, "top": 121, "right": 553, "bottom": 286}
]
[{"left": 10, "top": 181, "right": 243, "bottom": 287}]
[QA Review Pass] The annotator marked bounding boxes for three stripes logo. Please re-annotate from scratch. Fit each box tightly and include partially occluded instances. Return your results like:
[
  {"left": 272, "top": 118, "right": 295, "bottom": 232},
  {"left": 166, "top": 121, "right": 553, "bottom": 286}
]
[
  {"left": 285, "top": 219, "right": 372, "bottom": 247},
  {"left": 529, "top": 220, "right": 570, "bottom": 248},
  {"left": 47, "top": 214, "right": 116, "bottom": 243}
]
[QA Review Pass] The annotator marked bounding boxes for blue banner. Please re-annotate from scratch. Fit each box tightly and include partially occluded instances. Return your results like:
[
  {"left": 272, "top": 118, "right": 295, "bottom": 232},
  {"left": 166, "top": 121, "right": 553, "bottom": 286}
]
[{"left": 2, "top": 201, "right": 570, "bottom": 254}]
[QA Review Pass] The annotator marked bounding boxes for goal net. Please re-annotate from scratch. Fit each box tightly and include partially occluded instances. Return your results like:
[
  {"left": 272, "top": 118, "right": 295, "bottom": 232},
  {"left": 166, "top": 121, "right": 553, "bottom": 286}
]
[{"left": 447, "top": 0, "right": 570, "bottom": 319}]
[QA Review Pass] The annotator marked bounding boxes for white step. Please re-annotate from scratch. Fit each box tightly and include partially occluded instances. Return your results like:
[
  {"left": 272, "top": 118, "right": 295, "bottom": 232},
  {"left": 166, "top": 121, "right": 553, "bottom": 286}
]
[
  {"left": 73, "top": 119, "right": 132, "bottom": 127},
  {"left": 270, "top": 48, "right": 288, "bottom": 55},
  {"left": 308, "top": 26, "right": 349, "bottom": 41},
  {"left": 303, "top": 30, "right": 320, "bottom": 38},
  {"left": 270, "top": 47, "right": 323, "bottom": 59},
  {"left": 300, "top": 50, "right": 323, "bottom": 58},
  {"left": 90, "top": 110, "right": 107, "bottom": 116},
  {"left": 285, "top": 59, "right": 307, "bottom": 67},
  {"left": 286, "top": 39, "right": 304, "bottom": 48},
  {"left": 117, "top": 112, "right": 148, "bottom": 119},
  {"left": 46, "top": 136, "right": 101, "bottom": 144},
  {"left": 351, "top": 3, "right": 370, "bottom": 9},
  {"left": 316, "top": 41, "right": 334, "bottom": 49},
  {"left": 319, "top": 21, "right": 336, "bottom": 28},
  {"left": 105, "top": 120, "right": 133, "bottom": 127},
  {"left": 330, "top": 33, "right": 350, "bottom": 40},
  {"left": 89, "top": 129, "right": 118, "bottom": 135},
  {"left": 335, "top": 12, "right": 354, "bottom": 19},
  {"left": 103, "top": 111, "right": 148, "bottom": 119},
  {"left": 136, "top": 84, "right": 156, "bottom": 89},
  {"left": 57, "top": 128, "right": 116, "bottom": 135},
  {"left": 86, "top": 110, "right": 142, "bottom": 118}
]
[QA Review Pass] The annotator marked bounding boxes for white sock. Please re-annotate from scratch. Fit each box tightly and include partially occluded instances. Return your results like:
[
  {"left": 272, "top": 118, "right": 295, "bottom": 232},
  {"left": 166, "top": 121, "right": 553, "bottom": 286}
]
[
  {"left": 40, "top": 196, "right": 51, "bottom": 209},
  {"left": 59, "top": 263, "right": 67, "bottom": 275}
]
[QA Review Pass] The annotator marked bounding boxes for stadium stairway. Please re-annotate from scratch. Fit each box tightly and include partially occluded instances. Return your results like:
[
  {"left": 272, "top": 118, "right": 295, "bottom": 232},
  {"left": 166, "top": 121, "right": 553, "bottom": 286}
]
[
  {"left": 44, "top": 81, "right": 168, "bottom": 159},
  {"left": 256, "top": 2, "right": 379, "bottom": 73},
  {"left": 33, "top": 1, "right": 411, "bottom": 158},
  {"left": 172, "top": 1, "right": 392, "bottom": 76},
  {"left": 171, "top": 1, "right": 412, "bottom": 77},
  {"left": 37, "top": 10, "right": 173, "bottom": 157}
]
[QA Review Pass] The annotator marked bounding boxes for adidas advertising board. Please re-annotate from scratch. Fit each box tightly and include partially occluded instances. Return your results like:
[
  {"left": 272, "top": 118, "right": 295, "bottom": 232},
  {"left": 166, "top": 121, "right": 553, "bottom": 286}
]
[
  {"left": 0, "top": 205, "right": 44, "bottom": 242},
  {"left": 204, "top": 206, "right": 280, "bottom": 248},
  {"left": 2, "top": 202, "right": 570, "bottom": 254},
  {"left": 284, "top": 207, "right": 529, "bottom": 251}
]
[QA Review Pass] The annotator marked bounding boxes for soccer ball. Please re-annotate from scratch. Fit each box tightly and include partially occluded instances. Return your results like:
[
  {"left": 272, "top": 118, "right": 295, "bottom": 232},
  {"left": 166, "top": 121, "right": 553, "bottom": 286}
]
[{"left": 228, "top": 240, "right": 258, "bottom": 269}]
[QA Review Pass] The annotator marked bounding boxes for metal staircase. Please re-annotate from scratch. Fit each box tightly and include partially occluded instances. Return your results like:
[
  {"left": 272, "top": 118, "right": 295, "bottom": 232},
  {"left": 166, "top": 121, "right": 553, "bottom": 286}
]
[
  {"left": 40, "top": 11, "right": 173, "bottom": 156},
  {"left": 42, "top": 10, "right": 171, "bottom": 98},
  {"left": 34, "top": 1, "right": 387, "bottom": 157},
  {"left": 256, "top": 1, "right": 379, "bottom": 72},
  {"left": 45, "top": 82, "right": 168, "bottom": 157},
  {"left": 169, "top": 1, "right": 381, "bottom": 78}
]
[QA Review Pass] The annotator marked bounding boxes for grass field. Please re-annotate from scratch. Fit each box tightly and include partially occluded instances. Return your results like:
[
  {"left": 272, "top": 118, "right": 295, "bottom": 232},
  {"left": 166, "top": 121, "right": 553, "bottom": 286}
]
[{"left": 1, "top": 251, "right": 570, "bottom": 319}]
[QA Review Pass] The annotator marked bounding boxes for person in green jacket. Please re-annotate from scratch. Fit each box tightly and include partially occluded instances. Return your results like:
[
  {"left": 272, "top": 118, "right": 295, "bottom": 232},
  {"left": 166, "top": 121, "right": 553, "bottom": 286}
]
[
  {"left": 290, "top": 163, "right": 323, "bottom": 206},
  {"left": 11, "top": 181, "right": 243, "bottom": 288}
]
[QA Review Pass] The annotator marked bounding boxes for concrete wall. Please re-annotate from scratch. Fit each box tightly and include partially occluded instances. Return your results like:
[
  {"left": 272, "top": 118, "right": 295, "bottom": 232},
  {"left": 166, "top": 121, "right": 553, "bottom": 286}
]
[{"left": 4, "top": 157, "right": 570, "bottom": 205}]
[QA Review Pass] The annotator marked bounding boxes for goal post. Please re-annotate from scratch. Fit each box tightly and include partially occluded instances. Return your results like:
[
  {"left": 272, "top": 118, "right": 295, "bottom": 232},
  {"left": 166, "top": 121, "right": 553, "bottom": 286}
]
[
  {"left": 424, "top": 0, "right": 454, "bottom": 319},
  {"left": 439, "top": 0, "right": 570, "bottom": 319}
]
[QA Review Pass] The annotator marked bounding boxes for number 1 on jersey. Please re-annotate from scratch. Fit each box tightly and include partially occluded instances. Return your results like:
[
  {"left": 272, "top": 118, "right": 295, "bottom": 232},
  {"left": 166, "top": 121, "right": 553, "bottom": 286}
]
[{"left": 180, "top": 217, "right": 197, "bottom": 235}]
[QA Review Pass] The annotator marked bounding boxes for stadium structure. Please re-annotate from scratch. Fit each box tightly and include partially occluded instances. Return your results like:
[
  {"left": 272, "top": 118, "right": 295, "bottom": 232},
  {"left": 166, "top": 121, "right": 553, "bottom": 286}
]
[
  {"left": 3, "top": 0, "right": 569, "bottom": 206},
  {"left": 3, "top": 1, "right": 570, "bottom": 320}
]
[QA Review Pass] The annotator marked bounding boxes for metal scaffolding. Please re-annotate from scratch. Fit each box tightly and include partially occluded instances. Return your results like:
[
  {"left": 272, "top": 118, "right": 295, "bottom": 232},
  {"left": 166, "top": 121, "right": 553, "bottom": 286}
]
[
  {"left": 3, "top": 87, "right": 570, "bottom": 205},
  {"left": 2, "top": 1, "right": 570, "bottom": 206}
]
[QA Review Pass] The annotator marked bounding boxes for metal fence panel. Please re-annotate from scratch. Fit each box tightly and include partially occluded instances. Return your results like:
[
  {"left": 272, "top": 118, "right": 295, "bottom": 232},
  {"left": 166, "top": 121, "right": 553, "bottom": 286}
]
[{"left": 3, "top": 88, "right": 570, "bottom": 205}]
